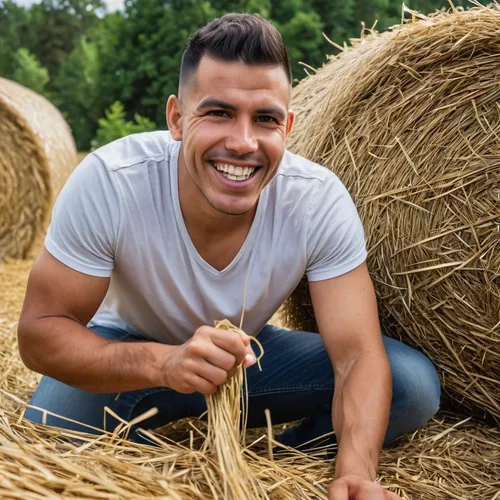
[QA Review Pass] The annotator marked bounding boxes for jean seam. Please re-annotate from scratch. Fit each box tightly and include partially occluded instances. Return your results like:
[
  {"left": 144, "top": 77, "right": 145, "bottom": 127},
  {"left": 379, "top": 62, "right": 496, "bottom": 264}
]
[{"left": 250, "top": 385, "right": 333, "bottom": 395}]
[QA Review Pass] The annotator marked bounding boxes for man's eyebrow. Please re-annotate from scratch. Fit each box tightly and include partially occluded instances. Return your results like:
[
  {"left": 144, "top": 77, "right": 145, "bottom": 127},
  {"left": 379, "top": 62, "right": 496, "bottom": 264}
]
[{"left": 197, "top": 99, "right": 237, "bottom": 111}]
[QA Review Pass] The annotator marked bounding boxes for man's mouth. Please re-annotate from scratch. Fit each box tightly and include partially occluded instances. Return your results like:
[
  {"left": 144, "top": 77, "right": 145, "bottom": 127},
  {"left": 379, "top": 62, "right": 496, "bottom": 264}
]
[{"left": 210, "top": 161, "right": 259, "bottom": 182}]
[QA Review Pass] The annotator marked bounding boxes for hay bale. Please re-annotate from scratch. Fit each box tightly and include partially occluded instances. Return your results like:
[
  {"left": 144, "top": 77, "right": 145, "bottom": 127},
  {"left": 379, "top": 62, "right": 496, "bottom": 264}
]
[
  {"left": 0, "top": 77, "right": 77, "bottom": 262},
  {"left": 282, "top": 4, "right": 500, "bottom": 421}
]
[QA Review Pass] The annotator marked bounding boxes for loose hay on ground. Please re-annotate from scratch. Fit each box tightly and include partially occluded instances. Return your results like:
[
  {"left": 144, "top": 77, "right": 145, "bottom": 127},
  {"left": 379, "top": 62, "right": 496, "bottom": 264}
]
[
  {"left": 282, "top": 4, "right": 500, "bottom": 422},
  {"left": 0, "top": 78, "right": 77, "bottom": 262}
]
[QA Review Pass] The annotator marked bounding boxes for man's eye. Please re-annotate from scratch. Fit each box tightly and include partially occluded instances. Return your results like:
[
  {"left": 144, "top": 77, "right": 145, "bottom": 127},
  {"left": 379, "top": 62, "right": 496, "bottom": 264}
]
[
  {"left": 207, "top": 110, "right": 227, "bottom": 117},
  {"left": 256, "top": 115, "right": 278, "bottom": 123}
]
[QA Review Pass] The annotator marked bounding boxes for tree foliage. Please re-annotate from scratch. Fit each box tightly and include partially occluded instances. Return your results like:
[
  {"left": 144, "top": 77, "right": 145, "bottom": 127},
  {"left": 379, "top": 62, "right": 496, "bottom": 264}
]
[
  {"left": 0, "top": 1, "right": 33, "bottom": 76},
  {"left": 0, "top": 0, "right": 489, "bottom": 149},
  {"left": 98, "top": 0, "right": 217, "bottom": 126},
  {"left": 12, "top": 48, "right": 50, "bottom": 97},
  {"left": 91, "top": 100, "right": 156, "bottom": 149},
  {"left": 54, "top": 37, "right": 102, "bottom": 150}
]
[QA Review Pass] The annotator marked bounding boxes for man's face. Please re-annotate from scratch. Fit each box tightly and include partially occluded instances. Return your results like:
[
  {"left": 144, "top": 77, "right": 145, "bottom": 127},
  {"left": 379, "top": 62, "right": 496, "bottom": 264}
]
[{"left": 167, "top": 55, "right": 294, "bottom": 216}]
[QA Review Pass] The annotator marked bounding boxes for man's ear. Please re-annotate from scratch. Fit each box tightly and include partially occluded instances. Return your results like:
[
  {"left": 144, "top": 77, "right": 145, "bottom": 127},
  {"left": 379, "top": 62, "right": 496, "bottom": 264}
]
[
  {"left": 166, "top": 95, "right": 182, "bottom": 140},
  {"left": 285, "top": 109, "right": 295, "bottom": 139}
]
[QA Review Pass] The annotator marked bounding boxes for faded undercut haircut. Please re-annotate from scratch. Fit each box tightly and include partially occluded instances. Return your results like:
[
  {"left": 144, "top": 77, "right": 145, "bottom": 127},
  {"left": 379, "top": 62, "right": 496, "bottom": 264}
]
[{"left": 179, "top": 13, "right": 292, "bottom": 89}]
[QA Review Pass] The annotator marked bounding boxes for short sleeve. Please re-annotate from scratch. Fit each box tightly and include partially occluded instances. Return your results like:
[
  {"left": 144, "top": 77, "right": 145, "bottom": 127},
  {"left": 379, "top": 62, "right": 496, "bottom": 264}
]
[
  {"left": 44, "top": 153, "right": 120, "bottom": 277},
  {"left": 306, "top": 173, "right": 367, "bottom": 281}
]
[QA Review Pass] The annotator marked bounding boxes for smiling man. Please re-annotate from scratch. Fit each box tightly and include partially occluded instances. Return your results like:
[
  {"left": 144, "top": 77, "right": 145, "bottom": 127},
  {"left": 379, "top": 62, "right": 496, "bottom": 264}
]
[{"left": 18, "top": 13, "right": 440, "bottom": 499}]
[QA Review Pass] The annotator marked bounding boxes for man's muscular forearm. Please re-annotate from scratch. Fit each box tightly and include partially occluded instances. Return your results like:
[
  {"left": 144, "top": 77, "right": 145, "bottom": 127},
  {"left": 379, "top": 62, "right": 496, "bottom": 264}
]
[
  {"left": 332, "top": 351, "right": 392, "bottom": 481},
  {"left": 19, "top": 317, "right": 255, "bottom": 395},
  {"left": 19, "top": 316, "right": 169, "bottom": 393}
]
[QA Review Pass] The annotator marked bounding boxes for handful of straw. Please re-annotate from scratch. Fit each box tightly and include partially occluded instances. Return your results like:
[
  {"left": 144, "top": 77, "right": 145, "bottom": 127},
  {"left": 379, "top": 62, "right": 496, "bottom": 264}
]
[{"left": 202, "top": 319, "right": 268, "bottom": 499}]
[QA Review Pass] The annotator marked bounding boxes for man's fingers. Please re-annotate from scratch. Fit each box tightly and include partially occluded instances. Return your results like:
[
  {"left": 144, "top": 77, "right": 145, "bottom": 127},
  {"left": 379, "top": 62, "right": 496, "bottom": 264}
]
[
  {"left": 328, "top": 481, "right": 349, "bottom": 500},
  {"left": 208, "top": 336, "right": 255, "bottom": 369},
  {"left": 195, "top": 361, "right": 229, "bottom": 387},
  {"left": 387, "top": 491, "right": 402, "bottom": 499},
  {"left": 242, "top": 352, "right": 256, "bottom": 368},
  {"left": 188, "top": 374, "right": 217, "bottom": 395},
  {"left": 194, "top": 326, "right": 256, "bottom": 370},
  {"left": 201, "top": 344, "right": 237, "bottom": 372},
  {"left": 329, "top": 477, "right": 398, "bottom": 500},
  {"left": 210, "top": 330, "right": 249, "bottom": 365}
]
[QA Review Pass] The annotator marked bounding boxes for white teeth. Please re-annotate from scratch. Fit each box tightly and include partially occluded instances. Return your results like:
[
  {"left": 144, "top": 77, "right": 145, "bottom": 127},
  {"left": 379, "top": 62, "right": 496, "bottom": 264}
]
[{"left": 213, "top": 162, "right": 256, "bottom": 182}]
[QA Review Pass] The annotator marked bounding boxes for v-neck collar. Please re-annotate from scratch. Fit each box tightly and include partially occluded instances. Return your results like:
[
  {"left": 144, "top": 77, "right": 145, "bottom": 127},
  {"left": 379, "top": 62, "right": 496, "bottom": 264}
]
[{"left": 169, "top": 141, "right": 267, "bottom": 275}]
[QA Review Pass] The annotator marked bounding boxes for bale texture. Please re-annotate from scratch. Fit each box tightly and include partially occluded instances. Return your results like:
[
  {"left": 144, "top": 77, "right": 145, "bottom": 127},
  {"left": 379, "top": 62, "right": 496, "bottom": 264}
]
[
  {"left": 0, "top": 77, "right": 77, "bottom": 261},
  {"left": 282, "top": 4, "right": 500, "bottom": 421}
]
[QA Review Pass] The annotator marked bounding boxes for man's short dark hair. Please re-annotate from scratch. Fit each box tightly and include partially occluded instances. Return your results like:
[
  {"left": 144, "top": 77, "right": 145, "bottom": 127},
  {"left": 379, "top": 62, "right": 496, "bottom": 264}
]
[{"left": 180, "top": 13, "right": 292, "bottom": 88}]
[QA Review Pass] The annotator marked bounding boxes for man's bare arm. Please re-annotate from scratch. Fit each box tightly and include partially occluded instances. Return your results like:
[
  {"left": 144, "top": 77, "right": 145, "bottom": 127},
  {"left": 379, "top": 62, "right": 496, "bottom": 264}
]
[
  {"left": 18, "top": 248, "right": 254, "bottom": 394},
  {"left": 17, "top": 247, "right": 169, "bottom": 392},
  {"left": 309, "top": 262, "right": 392, "bottom": 482}
]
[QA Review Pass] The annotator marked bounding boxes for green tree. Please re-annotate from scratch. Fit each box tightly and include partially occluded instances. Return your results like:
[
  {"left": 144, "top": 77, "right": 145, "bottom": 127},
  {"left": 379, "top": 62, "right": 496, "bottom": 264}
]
[
  {"left": 403, "top": 0, "right": 486, "bottom": 14},
  {"left": 11, "top": 48, "right": 50, "bottom": 97},
  {"left": 29, "top": 0, "right": 104, "bottom": 79},
  {"left": 267, "top": 1, "right": 325, "bottom": 79},
  {"left": 353, "top": 0, "right": 394, "bottom": 32},
  {"left": 91, "top": 101, "right": 156, "bottom": 149},
  {"left": 211, "top": 0, "right": 271, "bottom": 16},
  {"left": 307, "top": 0, "right": 355, "bottom": 51},
  {"left": 54, "top": 37, "right": 102, "bottom": 150},
  {"left": 277, "top": 9, "right": 324, "bottom": 81},
  {"left": 99, "top": 0, "right": 217, "bottom": 127},
  {"left": 0, "top": 1, "right": 33, "bottom": 77},
  {"left": 270, "top": 0, "right": 302, "bottom": 23}
]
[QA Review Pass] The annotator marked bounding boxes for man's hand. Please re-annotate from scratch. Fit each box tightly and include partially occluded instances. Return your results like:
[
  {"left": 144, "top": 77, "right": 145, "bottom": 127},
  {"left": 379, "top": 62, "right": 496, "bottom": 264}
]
[
  {"left": 161, "top": 325, "right": 256, "bottom": 394},
  {"left": 329, "top": 475, "right": 402, "bottom": 500}
]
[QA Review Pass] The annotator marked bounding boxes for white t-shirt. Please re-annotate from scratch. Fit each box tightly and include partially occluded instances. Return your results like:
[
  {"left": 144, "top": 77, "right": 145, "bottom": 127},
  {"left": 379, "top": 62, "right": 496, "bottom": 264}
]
[{"left": 45, "top": 131, "right": 367, "bottom": 343}]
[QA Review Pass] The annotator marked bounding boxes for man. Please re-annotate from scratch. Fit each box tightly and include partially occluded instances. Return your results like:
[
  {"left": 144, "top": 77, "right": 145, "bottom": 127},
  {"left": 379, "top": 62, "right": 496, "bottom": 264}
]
[{"left": 18, "top": 13, "right": 440, "bottom": 499}]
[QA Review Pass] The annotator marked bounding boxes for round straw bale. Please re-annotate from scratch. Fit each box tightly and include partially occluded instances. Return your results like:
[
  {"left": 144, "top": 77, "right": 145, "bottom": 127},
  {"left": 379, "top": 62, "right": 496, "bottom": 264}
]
[
  {"left": 282, "top": 5, "right": 500, "bottom": 421},
  {"left": 0, "top": 77, "right": 77, "bottom": 262}
]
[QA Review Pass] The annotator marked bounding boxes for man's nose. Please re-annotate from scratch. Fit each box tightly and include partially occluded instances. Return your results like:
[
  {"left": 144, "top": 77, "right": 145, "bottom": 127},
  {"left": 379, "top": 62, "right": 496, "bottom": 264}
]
[{"left": 224, "top": 119, "right": 258, "bottom": 155}]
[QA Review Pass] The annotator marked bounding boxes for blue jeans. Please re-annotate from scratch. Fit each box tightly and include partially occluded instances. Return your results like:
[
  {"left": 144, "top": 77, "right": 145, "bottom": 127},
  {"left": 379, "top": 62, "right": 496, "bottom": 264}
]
[{"left": 25, "top": 325, "right": 441, "bottom": 447}]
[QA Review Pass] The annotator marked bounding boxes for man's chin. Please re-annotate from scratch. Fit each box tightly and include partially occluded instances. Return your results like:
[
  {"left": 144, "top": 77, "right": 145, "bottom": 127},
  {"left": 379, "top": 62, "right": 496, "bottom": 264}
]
[
  {"left": 208, "top": 199, "right": 256, "bottom": 217},
  {"left": 214, "top": 205, "right": 253, "bottom": 217}
]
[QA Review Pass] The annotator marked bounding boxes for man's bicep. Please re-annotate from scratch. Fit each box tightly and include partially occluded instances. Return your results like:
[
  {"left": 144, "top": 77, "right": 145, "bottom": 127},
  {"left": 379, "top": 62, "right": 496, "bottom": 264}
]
[
  {"left": 19, "top": 247, "right": 110, "bottom": 328},
  {"left": 309, "top": 262, "right": 385, "bottom": 372}
]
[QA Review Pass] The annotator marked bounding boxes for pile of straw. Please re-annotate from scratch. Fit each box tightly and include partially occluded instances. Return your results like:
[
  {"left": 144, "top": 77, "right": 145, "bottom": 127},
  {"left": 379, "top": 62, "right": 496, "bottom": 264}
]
[
  {"left": 0, "top": 78, "right": 77, "bottom": 262},
  {"left": 282, "top": 4, "right": 500, "bottom": 422}
]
